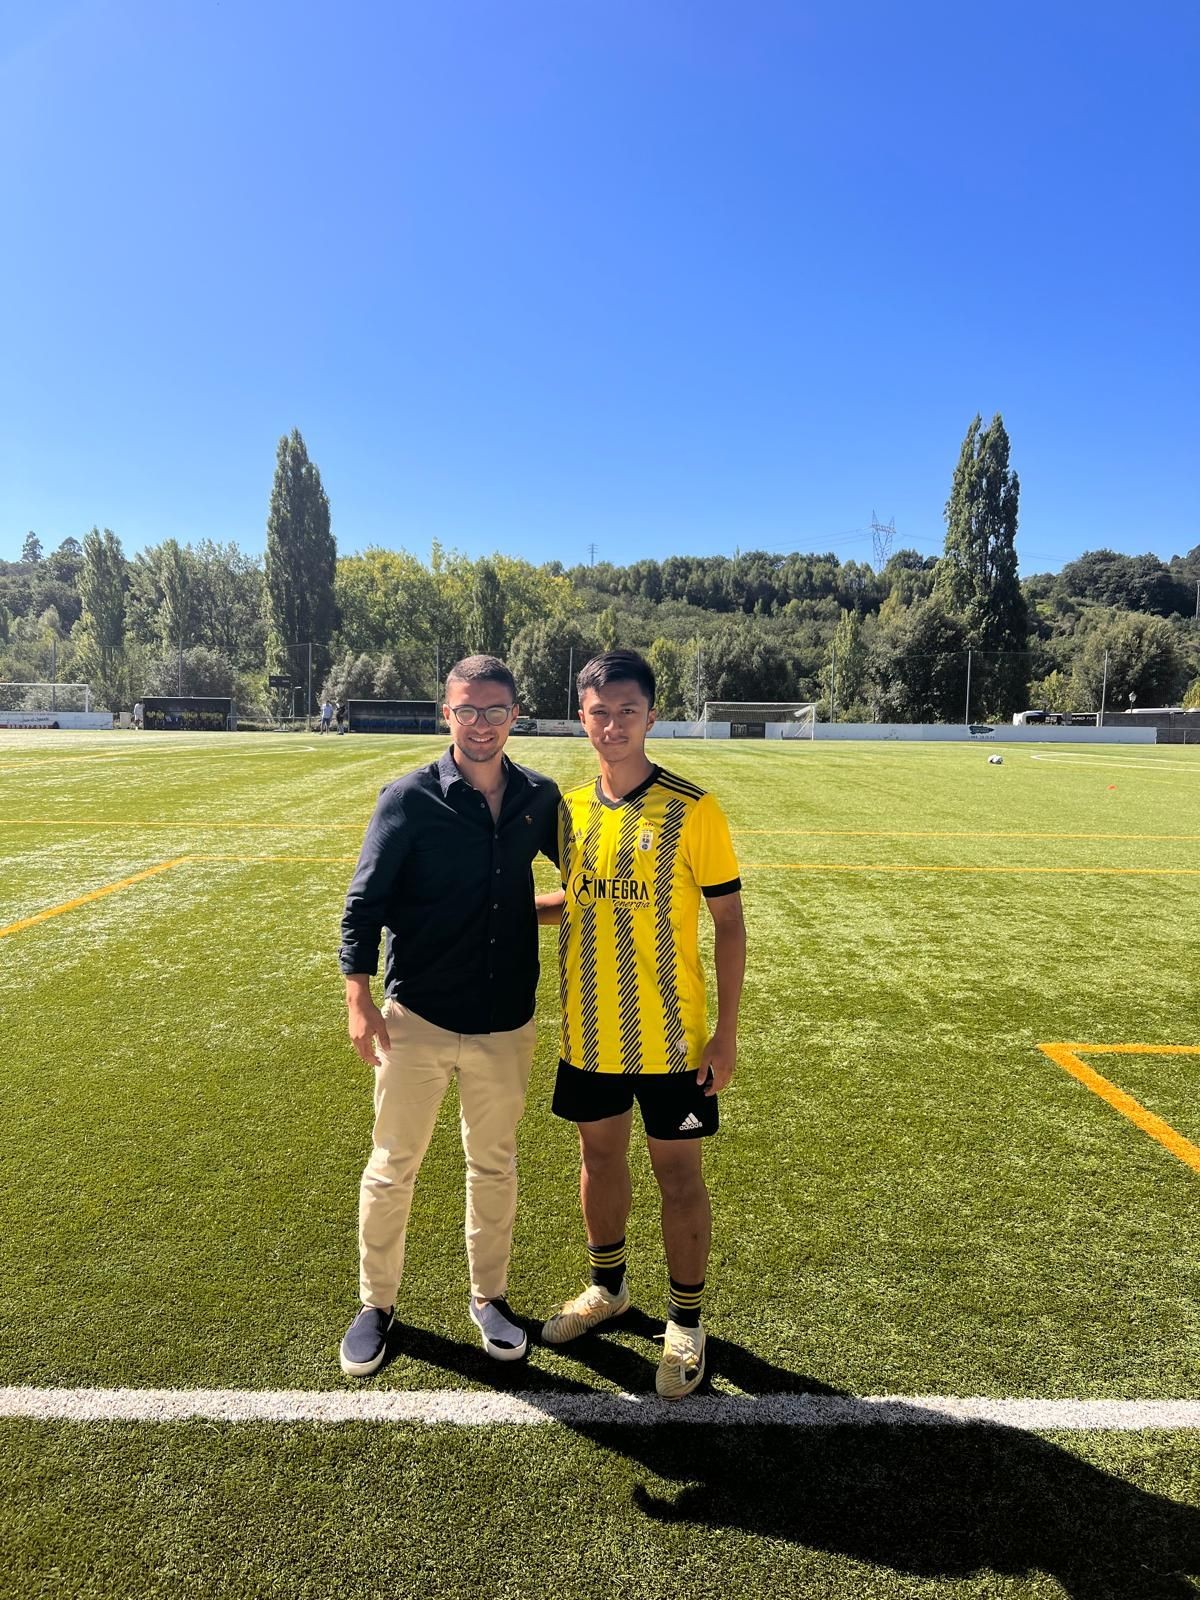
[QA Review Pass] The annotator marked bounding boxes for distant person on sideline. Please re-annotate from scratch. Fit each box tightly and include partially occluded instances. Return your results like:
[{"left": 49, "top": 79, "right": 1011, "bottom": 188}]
[
  {"left": 337, "top": 655, "right": 562, "bottom": 1377},
  {"left": 335, "top": 700, "right": 347, "bottom": 735},
  {"left": 541, "top": 649, "right": 746, "bottom": 1399},
  {"left": 319, "top": 698, "right": 334, "bottom": 734},
  {"left": 132, "top": 699, "right": 144, "bottom": 730}
]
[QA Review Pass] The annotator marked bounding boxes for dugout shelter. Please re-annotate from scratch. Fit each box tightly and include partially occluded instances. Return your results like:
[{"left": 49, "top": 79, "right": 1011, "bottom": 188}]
[
  {"left": 141, "top": 696, "right": 236, "bottom": 732},
  {"left": 347, "top": 699, "right": 440, "bottom": 734}
]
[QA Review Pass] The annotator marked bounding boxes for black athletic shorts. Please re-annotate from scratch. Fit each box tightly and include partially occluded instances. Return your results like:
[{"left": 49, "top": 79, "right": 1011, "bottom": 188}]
[{"left": 552, "top": 1059, "right": 719, "bottom": 1141}]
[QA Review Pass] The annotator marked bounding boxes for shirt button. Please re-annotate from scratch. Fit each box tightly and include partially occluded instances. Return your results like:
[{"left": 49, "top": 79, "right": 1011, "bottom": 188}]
[
  {"left": 489, "top": 937, "right": 496, "bottom": 944},
  {"left": 493, "top": 902, "right": 499, "bottom": 910},
  {"left": 495, "top": 868, "right": 501, "bottom": 876}
]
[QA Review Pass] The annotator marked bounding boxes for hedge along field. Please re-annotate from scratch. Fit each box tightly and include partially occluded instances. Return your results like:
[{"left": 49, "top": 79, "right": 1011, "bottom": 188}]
[{"left": 1, "top": 730, "right": 1198, "bottom": 1600}]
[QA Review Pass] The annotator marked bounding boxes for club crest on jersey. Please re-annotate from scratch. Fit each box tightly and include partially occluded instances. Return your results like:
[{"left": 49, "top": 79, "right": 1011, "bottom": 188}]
[
  {"left": 638, "top": 827, "right": 654, "bottom": 852},
  {"left": 571, "top": 871, "right": 650, "bottom": 905}
]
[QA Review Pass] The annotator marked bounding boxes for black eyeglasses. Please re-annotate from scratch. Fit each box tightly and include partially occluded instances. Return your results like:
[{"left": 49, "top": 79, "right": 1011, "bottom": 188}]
[{"left": 448, "top": 704, "right": 514, "bottom": 726}]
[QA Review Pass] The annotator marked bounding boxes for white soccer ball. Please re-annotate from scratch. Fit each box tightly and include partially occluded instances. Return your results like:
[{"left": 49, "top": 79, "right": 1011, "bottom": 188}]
[{"left": 988, "top": 754, "right": 1004, "bottom": 765}]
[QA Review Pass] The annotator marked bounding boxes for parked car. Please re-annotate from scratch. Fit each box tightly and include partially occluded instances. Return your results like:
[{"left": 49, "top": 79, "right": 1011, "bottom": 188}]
[{"left": 511, "top": 716, "right": 538, "bottom": 735}]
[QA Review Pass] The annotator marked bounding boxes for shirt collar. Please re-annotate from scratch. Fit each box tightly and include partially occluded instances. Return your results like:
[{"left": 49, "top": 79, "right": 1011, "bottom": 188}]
[{"left": 437, "top": 746, "right": 527, "bottom": 798}]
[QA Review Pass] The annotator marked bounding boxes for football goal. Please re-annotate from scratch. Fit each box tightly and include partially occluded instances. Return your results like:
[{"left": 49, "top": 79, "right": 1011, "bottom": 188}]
[
  {"left": 701, "top": 701, "right": 817, "bottom": 740},
  {"left": 0, "top": 681, "right": 92, "bottom": 713}
]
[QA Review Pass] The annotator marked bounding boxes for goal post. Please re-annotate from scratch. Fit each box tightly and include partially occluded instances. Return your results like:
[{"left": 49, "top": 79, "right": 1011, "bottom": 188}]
[
  {"left": 701, "top": 701, "right": 817, "bottom": 740},
  {"left": 0, "top": 681, "right": 92, "bottom": 713}
]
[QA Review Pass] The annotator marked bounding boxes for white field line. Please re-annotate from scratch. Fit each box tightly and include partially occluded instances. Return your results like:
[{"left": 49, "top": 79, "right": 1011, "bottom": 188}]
[
  {"left": 1030, "top": 754, "right": 1200, "bottom": 773},
  {"left": 1, "top": 1387, "right": 1199, "bottom": 1431}
]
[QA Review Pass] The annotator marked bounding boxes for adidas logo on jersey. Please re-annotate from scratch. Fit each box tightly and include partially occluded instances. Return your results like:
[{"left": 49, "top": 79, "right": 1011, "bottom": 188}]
[{"left": 678, "top": 1112, "right": 703, "bottom": 1132}]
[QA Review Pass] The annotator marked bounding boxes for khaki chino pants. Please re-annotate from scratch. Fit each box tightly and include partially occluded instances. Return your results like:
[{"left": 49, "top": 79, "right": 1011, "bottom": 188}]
[{"left": 359, "top": 1000, "right": 536, "bottom": 1307}]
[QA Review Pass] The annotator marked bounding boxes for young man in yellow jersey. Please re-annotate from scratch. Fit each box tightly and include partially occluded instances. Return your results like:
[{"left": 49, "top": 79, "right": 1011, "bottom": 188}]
[{"left": 542, "top": 650, "right": 746, "bottom": 1398}]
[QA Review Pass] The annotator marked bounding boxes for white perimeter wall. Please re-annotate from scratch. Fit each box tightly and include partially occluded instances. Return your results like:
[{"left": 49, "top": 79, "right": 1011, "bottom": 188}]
[
  {"left": 813, "top": 723, "right": 1154, "bottom": 744},
  {"left": 0, "top": 711, "right": 113, "bottom": 729},
  {"left": 526, "top": 719, "right": 1157, "bottom": 744}
]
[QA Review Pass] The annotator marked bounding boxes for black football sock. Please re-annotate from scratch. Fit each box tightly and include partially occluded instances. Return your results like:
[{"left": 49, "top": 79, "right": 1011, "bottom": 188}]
[
  {"left": 587, "top": 1238, "right": 626, "bottom": 1295},
  {"left": 667, "top": 1277, "right": 704, "bottom": 1328}
]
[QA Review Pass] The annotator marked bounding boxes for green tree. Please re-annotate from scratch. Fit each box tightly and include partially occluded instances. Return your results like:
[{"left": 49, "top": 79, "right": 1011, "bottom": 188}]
[
  {"left": 142, "top": 645, "right": 236, "bottom": 698},
  {"left": 264, "top": 430, "right": 337, "bottom": 706},
  {"left": 822, "top": 608, "right": 867, "bottom": 717},
  {"left": 646, "top": 637, "right": 691, "bottom": 718},
  {"left": 468, "top": 560, "right": 506, "bottom": 656},
  {"left": 157, "top": 539, "right": 195, "bottom": 651},
  {"left": 321, "top": 651, "right": 379, "bottom": 707},
  {"left": 74, "top": 527, "right": 127, "bottom": 709},
  {"left": 1072, "top": 613, "right": 1187, "bottom": 712},
  {"left": 1182, "top": 677, "right": 1200, "bottom": 709},
  {"left": 335, "top": 548, "right": 448, "bottom": 658},
  {"left": 21, "top": 532, "right": 42, "bottom": 563},
  {"left": 597, "top": 606, "right": 620, "bottom": 651},
  {"left": 935, "top": 414, "right": 1029, "bottom": 715},
  {"left": 870, "top": 597, "right": 969, "bottom": 722},
  {"left": 508, "top": 618, "right": 595, "bottom": 718},
  {"left": 1028, "top": 668, "right": 1075, "bottom": 710},
  {"left": 191, "top": 541, "right": 264, "bottom": 668},
  {"left": 698, "top": 620, "right": 793, "bottom": 705}
]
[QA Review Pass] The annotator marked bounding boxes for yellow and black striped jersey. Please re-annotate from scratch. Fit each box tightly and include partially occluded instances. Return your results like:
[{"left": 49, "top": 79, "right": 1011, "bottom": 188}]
[{"left": 557, "top": 765, "right": 741, "bottom": 1075}]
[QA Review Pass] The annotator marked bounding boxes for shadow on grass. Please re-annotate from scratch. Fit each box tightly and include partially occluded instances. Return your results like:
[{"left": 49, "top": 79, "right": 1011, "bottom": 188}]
[{"left": 378, "top": 1304, "right": 1200, "bottom": 1600}]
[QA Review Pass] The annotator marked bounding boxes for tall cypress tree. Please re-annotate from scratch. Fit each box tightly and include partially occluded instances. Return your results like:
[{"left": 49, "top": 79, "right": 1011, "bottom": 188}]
[
  {"left": 76, "top": 526, "right": 127, "bottom": 708},
  {"left": 263, "top": 430, "right": 337, "bottom": 703},
  {"left": 934, "top": 414, "right": 1029, "bottom": 716},
  {"left": 469, "top": 560, "right": 506, "bottom": 657}
]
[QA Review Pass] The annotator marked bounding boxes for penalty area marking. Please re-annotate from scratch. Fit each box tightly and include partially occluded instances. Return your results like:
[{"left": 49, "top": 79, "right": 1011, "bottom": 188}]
[
  {"left": 1, "top": 1386, "right": 1200, "bottom": 1431},
  {"left": 1030, "top": 754, "right": 1200, "bottom": 774},
  {"left": 1037, "top": 1044, "right": 1200, "bottom": 1176}
]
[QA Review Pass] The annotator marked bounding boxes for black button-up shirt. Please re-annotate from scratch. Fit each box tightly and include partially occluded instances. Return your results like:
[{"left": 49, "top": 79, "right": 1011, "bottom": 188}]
[{"left": 339, "top": 748, "right": 560, "bottom": 1034}]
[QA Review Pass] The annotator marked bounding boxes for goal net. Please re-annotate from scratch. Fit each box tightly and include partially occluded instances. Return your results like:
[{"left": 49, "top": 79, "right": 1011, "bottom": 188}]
[
  {"left": 0, "top": 681, "right": 92, "bottom": 713},
  {"left": 701, "top": 701, "right": 817, "bottom": 740}
]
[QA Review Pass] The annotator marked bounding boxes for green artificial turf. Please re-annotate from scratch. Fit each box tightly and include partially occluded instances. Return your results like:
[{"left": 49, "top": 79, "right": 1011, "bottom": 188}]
[{"left": 1, "top": 730, "right": 1198, "bottom": 1598}]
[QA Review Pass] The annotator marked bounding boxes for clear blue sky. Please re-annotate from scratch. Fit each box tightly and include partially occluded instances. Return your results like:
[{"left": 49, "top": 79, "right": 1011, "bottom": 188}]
[{"left": 2, "top": 0, "right": 1197, "bottom": 575}]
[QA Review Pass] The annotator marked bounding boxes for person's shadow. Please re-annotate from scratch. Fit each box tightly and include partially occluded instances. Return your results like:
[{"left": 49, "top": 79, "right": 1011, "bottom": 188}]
[{"left": 373, "top": 1308, "right": 1200, "bottom": 1599}]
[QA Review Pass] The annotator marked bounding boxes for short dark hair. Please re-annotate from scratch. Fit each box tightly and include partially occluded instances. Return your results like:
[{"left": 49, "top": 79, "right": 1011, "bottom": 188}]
[
  {"left": 576, "top": 649, "right": 656, "bottom": 709},
  {"left": 445, "top": 655, "right": 517, "bottom": 699}
]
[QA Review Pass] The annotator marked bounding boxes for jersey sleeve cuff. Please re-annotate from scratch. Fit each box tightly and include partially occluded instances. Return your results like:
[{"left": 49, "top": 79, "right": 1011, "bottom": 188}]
[{"left": 701, "top": 877, "right": 742, "bottom": 899}]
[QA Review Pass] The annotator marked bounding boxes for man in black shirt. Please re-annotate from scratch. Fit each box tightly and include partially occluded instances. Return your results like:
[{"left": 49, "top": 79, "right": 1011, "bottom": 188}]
[{"left": 338, "top": 656, "right": 560, "bottom": 1375}]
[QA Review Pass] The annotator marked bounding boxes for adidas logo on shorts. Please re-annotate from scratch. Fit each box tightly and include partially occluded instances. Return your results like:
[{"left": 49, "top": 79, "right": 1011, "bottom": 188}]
[{"left": 678, "top": 1112, "right": 703, "bottom": 1132}]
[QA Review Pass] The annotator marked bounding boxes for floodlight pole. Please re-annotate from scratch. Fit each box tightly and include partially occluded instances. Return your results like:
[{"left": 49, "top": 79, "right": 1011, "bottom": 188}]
[
  {"left": 830, "top": 644, "right": 838, "bottom": 723},
  {"left": 964, "top": 649, "right": 972, "bottom": 726},
  {"left": 307, "top": 641, "right": 313, "bottom": 728},
  {"left": 1098, "top": 648, "right": 1109, "bottom": 728},
  {"left": 566, "top": 645, "right": 574, "bottom": 721}
]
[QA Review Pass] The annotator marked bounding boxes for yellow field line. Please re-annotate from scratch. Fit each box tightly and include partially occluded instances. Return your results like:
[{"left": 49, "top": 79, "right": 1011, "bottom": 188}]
[
  {"left": 741, "top": 862, "right": 1200, "bottom": 876},
  {"left": 0, "top": 858, "right": 191, "bottom": 941},
  {"left": 1054, "top": 1043, "right": 1200, "bottom": 1056},
  {"left": 0, "top": 818, "right": 363, "bottom": 830},
  {"left": 733, "top": 828, "right": 1200, "bottom": 841},
  {"left": 1038, "top": 1043, "right": 1200, "bottom": 1176},
  {"left": 186, "top": 854, "right": 358, "bottom": 863},
  {"left": 3, "top": 819, "right": 1199, "bottom": 846}
]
